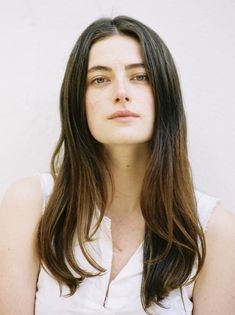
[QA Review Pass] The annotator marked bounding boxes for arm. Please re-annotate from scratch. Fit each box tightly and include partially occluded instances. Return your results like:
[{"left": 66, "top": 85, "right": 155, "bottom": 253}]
[
  {"left": 193, "top": 204, "right": 235, "bottom": 314},
  {"left": 0, "top": 176, "right": 43, "bottom": 315}
]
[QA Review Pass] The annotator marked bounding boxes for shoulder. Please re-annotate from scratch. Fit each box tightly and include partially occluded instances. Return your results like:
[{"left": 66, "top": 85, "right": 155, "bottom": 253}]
[
  {"left": 0, "top": 174, "right": 44, "bottom": 250},
  {"left": 2, "top": 174, "right": 43, "bottom": 199},
  {"left": 203, "top": 204, "right": 235, "bottom": 263},
  {"left": 193, "top": 204, "right": 235, "bottom": 314},
  {"left": 1, "top": 174, "right": 44, "bottom": 216},
  {"left": 205, "top": 204, "right": 235, "bottom": 241},
  {"left": 0, "top": 175, "right": 45, "bottom": 313},
  {"left": 0, "top": 174, "right": 45, "bottom": 258}
]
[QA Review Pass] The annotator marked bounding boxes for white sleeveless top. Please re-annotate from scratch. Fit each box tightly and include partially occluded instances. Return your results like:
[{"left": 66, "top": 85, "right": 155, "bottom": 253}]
[{"left": 35, "top": 173, "right": 219, "bottom": 315}]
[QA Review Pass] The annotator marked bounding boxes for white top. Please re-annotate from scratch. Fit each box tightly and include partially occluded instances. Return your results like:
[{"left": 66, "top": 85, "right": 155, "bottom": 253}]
[{"left": 35, "top": 173, "right": 219, "bottom": 315}]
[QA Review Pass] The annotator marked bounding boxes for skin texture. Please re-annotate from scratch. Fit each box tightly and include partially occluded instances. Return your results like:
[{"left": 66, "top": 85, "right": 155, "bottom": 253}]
[
  {"left": 193, "top": 204, "right": 235, "bottom": 314},
  {"left": 85, "top": 35, "right": 155, "bottom": 146},
  {"left": 0, "top": 34, "right": 235, "bottom": 315},
  {"left": 0, "top": 176, "right": 43, "bottom": 315}
]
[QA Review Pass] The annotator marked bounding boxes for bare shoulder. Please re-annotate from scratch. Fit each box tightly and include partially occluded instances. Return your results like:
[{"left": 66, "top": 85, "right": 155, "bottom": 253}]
[
  {"left": 0, "top": 175, "right": 44, "bottom": 234},
  {"left": 207, "top": 203, "right": 235, "bottom": 235},
  {"left": 1, "top": 174, "right": 43, "bottom": 207},
  {"left": 0, "top": 174, "right": 44, "bottom": 235},
  {"left": 0, "top": 175, "right": 44, "bottom": 314},
  {"left": 193, "top": 203, "right": 235, "bottom": 315}
]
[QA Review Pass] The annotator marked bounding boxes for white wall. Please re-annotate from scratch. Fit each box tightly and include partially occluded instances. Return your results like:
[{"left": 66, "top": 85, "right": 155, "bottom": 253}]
[{"left": 0, "top": 0, "right": 234, "bottom": 211}]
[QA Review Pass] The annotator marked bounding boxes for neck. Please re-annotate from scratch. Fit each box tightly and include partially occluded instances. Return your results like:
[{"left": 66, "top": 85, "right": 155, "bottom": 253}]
[{"left": 104, "top": 143, "right": 150, "bottom": 219}]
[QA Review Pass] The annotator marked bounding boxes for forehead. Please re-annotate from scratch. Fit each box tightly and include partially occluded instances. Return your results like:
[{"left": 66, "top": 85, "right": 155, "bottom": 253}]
[{"left": 88, "top": 35, "right": 144, "bottom": 67}]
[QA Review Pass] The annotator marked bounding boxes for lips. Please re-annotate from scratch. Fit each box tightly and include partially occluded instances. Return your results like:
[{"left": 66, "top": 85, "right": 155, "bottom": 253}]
[{"left": 108, "top": 110, "right": 139, "bottom": 119}]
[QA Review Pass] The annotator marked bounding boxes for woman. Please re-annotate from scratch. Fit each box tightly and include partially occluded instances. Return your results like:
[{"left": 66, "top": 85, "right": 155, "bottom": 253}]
[{"left": 0, "top": 16, "right": 235, "bottom": 315}]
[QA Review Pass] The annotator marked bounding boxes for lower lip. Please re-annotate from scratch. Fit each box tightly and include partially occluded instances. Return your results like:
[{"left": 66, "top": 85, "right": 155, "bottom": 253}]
[{"left": 110, "top": 116, "right": 138, "bottom": 122}]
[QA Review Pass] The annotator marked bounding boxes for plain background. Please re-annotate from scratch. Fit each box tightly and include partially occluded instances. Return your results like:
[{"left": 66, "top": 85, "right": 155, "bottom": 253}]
[{"left": 0, "top": 0, "right": 234, "bottom": 212}]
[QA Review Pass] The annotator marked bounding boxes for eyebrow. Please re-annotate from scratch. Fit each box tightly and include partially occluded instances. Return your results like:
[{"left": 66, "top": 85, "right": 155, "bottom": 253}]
[{"left": 87, "top": 63, "right": 146, "bottom": 74}]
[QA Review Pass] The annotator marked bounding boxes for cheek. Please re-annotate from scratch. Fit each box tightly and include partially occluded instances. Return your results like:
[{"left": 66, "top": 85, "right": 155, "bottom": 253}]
[
  {"left": 86, "top": 106, "right": 96, "bottom": 134},
  {"left": 141, "top": 90, "right": 155, "bottom": 120},
  {"left": 146, "top": 88, "right": 155, "bottom": 116},
  {"left": 85, "top": 95, "right": 105, "bottom": 139},
  {"left": 135, "top": 85, "right": 154, "bottom": 106},
  {"left": 85, "top": 89, "right": 102, "bottom": 117},
  {"left": 85, "top": 95, "right": 96, "bottom": 131}
]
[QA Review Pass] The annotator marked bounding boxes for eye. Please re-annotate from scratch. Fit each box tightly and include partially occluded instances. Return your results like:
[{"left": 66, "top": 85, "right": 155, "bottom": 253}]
[
  {"left": 92, "top": 77, "right": 108, "bottom": 84},
  {"left": 133, "top": 74, "right": 149, "bottom": 81}
]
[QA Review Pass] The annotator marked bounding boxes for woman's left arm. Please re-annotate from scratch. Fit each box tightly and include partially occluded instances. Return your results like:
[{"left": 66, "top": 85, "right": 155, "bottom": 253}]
[{"left": 193, "top": 204, "right": 235, "bottom": 314}]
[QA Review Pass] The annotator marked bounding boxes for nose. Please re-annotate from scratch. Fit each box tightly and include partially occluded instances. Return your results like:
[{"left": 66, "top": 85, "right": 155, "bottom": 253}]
[{"left": 113, "top": 79, "right": 131, "bottom": 105}]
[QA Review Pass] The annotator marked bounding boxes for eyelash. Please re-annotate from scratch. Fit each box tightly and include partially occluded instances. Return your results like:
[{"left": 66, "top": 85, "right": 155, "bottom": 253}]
[
  {"left": 132, "top": 74, "right": 149, "bottom": 81},
  {"left": 92, "top": 77, "right": 108, "bottom": 84},
  {"left": 90, "top": 73, "right": 149, "bottom": 85}
]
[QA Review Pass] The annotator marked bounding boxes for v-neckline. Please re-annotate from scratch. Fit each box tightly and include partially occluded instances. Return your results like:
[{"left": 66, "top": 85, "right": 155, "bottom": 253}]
[
  {"left": 99, "top": 209, "right": 144, "bottom": 281},
  {"left": 102, "top": 235, "right": 144, "bottom": 307}
]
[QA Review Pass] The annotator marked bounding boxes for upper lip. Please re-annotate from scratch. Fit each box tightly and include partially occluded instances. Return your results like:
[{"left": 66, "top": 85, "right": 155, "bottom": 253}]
[{"left": 108, "top": 110, "right": 139, "bottom": 119}]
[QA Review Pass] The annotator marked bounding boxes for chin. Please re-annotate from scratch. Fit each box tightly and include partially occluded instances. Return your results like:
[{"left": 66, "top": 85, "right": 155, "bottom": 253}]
[{"left": 102, "top": 138, "right": 151, "bottom": 146}]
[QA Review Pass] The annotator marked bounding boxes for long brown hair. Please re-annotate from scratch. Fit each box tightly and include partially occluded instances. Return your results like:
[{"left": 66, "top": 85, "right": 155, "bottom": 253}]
[{"left": 38, "top": 16, "right": 205, "bottom": 311}]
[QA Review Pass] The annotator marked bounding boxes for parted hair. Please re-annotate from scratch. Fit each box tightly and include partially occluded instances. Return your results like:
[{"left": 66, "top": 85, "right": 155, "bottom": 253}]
[{"left": 38, "top": 15, "right": 205, "bottom": 312}]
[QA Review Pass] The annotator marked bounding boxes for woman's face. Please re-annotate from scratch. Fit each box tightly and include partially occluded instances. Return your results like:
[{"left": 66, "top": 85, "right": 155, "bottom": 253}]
[{"left": 85, "top": 35, "right": 155, "bottom": 146}]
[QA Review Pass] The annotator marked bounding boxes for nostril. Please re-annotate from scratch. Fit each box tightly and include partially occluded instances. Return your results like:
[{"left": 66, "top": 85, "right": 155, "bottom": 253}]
[{"left": 115, "top": 96, "right": 130, "bottom": 103}]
